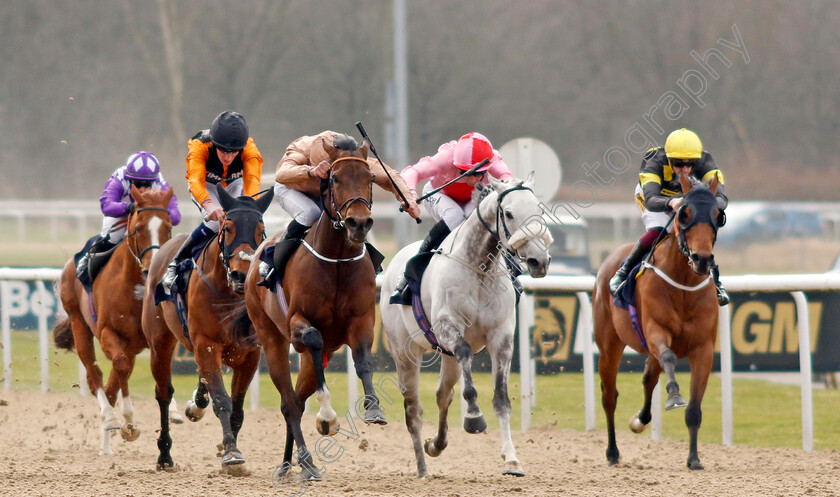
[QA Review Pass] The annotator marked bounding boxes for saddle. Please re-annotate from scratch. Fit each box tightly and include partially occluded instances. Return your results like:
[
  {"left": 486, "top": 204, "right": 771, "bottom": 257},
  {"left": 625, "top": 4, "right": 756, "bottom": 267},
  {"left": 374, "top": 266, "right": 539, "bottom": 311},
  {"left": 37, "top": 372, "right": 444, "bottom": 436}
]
[
  {"left": 74, "top": 242, "right": 119, "bottom": 292},
  {"left": 258, "top": 238, "right": 385, "bottom": 292},
  {"left": 388, "top": 251, "right": 436, "bottom": 306}
]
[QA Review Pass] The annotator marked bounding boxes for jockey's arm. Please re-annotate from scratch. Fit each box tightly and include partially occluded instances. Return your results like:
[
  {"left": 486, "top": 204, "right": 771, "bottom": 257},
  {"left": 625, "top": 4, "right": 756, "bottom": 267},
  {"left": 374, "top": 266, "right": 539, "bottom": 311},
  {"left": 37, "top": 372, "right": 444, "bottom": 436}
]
[
  {"left": 241, "top": 138, "right": 264, "bottom": 197},
  {"left": 370, "top": 158, "right": 420, "bottom": 218},
  {"left": 186, "top": 138, "right": 212, "bottom": 207},
  {"left": 274, "top": 147, "right": 311, "bottom": 186},
  {"left": 100, "top": 176, "right": 131, "bottom": 217},
  {"left": 641, "top": 181, "right": 673, "bottom": 212}
]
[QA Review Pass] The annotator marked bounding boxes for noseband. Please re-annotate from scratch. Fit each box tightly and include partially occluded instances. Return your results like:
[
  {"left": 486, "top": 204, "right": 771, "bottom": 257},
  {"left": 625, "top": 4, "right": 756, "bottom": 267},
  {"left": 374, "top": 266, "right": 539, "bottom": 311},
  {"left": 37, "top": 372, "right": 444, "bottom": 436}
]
[
  {"left": 675, "top": 193, "right": 721, "bottom": 259},
  {"left": 126, "top": 206, "right": 170, "bottom": 271},
  {"left": 320, "top": 156, "right": 373, "bottom": 229}
]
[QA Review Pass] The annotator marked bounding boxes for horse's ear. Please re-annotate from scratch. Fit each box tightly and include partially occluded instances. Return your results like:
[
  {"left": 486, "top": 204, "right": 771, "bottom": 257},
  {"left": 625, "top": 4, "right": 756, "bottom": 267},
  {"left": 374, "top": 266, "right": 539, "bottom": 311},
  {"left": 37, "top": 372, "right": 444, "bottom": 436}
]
[
  {"left": 216, "top": 183, "right": 236, "bottom": 211},
  {"left": 487, "top": 173, "right": 505, "bottom": 192},
  {"left": 679, "top": 173, "right": 692, "bottom": 194},
  {"left": 130, "top": 184, "right": 140, "bottom": 202},
  {"left": 358, "top": 140, "right": 370, "bottom": 159},
  {"left": 256, "top": 191, "right": 272, "bottom": 214},
  {"left": 708, "top": 175, "right": 719, "bottom": 195},
  {"left": 163, "top": 187, "right": 174, "bottom": 205},
  {"left": 321, "top": 137, "right": 336, "bottom": 162},
  {"left": 524, "top": 170, "right": 536, "bottom": 188}
]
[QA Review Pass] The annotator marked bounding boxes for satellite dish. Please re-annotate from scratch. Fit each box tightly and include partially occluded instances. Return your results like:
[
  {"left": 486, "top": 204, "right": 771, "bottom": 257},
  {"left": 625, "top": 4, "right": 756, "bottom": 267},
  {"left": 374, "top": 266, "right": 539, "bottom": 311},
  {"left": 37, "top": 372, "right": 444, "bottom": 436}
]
[{"left": 499, "top": 137, "right": 561, "bottom": 202}]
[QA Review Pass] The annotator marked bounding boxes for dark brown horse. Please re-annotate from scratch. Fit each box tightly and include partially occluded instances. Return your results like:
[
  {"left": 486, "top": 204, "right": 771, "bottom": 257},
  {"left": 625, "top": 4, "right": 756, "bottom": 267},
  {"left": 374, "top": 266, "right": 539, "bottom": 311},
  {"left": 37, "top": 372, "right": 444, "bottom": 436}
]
[
  {"left": 53, "top": 186, "right": 175, "bottom": 455},
  {"left": 244, "top": 139, "right": 384, "bottom": 482},
  {"left": 142, "top": 183, "right": 271, "bottom": 470},
  {"left": 593, "top": 175, "right": 724, "bottom": 470}
]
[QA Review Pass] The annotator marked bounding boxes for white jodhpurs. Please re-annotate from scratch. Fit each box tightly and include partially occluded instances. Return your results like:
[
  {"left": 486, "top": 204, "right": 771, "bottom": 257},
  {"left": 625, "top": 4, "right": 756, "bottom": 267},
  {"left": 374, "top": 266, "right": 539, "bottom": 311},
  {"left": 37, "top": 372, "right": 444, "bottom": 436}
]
[
  {"left": 635, "top": 183, "right": 673, "bottom": 231},
  {"left": 421, "top": 182, "right": 475, "bottom": 231},
  {"left": 192, "top": 178, "right": 244, "bottom": 231},
  {"left": 273, "top": 183, "right": 322, "bottom": 227}
]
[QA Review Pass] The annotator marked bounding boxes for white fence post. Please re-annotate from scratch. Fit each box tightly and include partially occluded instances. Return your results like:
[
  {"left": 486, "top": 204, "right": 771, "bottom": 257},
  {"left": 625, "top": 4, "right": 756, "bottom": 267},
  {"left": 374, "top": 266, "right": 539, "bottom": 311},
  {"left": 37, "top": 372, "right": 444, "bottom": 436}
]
[{"left": 518, "top": 292, "right": 535, "bottom": 431}]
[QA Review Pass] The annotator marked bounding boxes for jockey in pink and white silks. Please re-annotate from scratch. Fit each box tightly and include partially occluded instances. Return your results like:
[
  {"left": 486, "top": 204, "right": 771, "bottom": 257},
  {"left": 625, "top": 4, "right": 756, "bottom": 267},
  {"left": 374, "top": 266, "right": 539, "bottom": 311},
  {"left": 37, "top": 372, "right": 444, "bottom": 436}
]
[
  {"left": 391, "top": 132, "right": 520, "bottom": 304},
  {"left": 75, "top": 151, "right": 181, "bottom": 279}
]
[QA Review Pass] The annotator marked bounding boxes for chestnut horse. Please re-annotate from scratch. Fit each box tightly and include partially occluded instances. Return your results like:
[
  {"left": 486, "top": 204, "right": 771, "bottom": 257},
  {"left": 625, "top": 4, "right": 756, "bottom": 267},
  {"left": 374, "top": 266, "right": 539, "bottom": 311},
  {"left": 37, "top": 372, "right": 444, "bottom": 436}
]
[
  {"left": 593, "top": 175, "right": 724, "bottom": 470},
  {"left": 53, "top": 186, "right": 176, "bottom": 455},
  {"left": 142, "top": 183, "right": 271, "bottom": 470},
  {"left": 244, "top": 140, "right": 383, "bottom": 482}
]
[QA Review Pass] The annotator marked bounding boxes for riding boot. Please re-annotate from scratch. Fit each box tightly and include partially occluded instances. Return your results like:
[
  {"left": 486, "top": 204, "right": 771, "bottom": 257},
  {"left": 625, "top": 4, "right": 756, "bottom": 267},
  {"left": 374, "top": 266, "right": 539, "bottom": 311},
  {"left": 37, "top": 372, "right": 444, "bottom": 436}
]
[
  {"left": 281, "top": 219, "right": 309, "bottom": 240},
  {"left": 609, "top": 240, "right": 648, "bottom": 296},
  {"left": 162, "top": 224, "right": 215, "bottom": 289},
  {"left": 75, "top": 235, "right": 115, "bottom": 281},
  {"left": 711, "top": 265, "right": 730, "bottom": 306},
  {"left": 392, "top": 220, "right": 452, "bottom": 301}
]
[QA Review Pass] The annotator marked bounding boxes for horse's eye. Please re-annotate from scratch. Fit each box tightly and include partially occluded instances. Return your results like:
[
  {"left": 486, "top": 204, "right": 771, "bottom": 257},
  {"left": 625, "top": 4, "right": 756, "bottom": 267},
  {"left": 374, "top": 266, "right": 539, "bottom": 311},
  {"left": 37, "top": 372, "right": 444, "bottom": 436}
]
[{"left": 505, "top": 210, "right": 514, "bottom": 220}]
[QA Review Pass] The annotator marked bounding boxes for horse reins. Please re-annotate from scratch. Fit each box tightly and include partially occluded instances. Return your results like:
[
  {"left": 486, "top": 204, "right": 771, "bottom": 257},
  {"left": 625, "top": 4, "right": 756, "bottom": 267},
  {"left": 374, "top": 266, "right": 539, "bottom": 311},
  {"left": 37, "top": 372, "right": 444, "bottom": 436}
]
[
  {"left": 475, "top": 183, "right": 534, "bottom": 258},
  {"left": 215, "top": 207, "right": 265, "bottom": 291}
]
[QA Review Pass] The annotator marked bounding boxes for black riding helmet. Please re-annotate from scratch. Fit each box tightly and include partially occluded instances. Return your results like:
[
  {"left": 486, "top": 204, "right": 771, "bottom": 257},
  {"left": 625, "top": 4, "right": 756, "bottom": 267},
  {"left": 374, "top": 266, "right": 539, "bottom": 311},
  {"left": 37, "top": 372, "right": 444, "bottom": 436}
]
[{"left": 209, "top": 111, "right": 249, "bottom": 151}]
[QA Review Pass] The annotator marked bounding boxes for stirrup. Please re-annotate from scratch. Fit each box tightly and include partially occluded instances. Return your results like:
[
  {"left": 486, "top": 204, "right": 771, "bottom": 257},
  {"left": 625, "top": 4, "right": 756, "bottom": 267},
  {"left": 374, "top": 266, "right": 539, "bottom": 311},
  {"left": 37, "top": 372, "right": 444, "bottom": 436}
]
[
  {"left": 608, "top": 271, "right": 626, "bottom": 295},
  {"left": 75, "top": 255, "right": 89, "bottom": 280},
  {"left": 389, "top": 275, "right": 411, "bottom": 305},
  {"left": 161, "top": 261, "right": 178, "bottom": 289},
  {"left": 716, "top": 286, "right": 730, "bottom": 306}
]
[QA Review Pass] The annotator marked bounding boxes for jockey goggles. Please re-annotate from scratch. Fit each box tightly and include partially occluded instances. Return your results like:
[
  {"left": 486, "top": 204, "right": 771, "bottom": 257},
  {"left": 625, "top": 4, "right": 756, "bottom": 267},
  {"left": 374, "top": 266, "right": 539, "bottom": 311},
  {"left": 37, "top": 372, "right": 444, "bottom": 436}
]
[
  {"left": 131, "top": 179, "right": 154, "bottom": 189},
  {"left": 669, "top": 158, "right": 698, "bottom": 169},
  {"left": 217, "top": 146, "right": 242, "bottom": 154}
]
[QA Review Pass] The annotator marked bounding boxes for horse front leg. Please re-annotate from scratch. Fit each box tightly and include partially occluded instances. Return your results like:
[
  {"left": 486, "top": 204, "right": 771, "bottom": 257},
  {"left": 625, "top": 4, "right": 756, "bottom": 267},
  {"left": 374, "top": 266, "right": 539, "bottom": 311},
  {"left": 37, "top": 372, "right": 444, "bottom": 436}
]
[
  {"left": 185, "top": 376, "right": 210, "bottom": 422},
  {"left": 597, "top": 335, "right": 625, "bottom": 466},
  {"left": 392, "top": 343, "right": 427, "bottom": 477},
  {"left": 453, "top": 339, "right": 486, "bottom": 434},
  {"left": 99, "top": 329, "right": 140, "bottom": 443},
  {"left": 229, "top": 349, "right": 261, "bottom": 441},
  {"left": 424, "top": 354, "right": 460, "bottom": 458},
  {"left": 194, "top": 342, "right": 244, "bottom": 466},
  {"left": 348, "top": 329, "right": 387, "bottom": 425},
  {"left": 296, "top": 325, "right": 338, "bottom": 437},
  {"left": 486, "top": 330, "right": 524, "bottom": 476},
  {"left": 629, "top": 355, "right": 663, "bottom": 434},
  {"left": 685, "top": 342, "right": 714, "bottom": 470},
  {"left": 649, "top": 329, "right": 687, "bottom": 410},
  {"left": 149, "top": 332, "right": 178, "bottom": 470},
  {"left": 261, "top": 331, "right": 322, "bottom": 483}
]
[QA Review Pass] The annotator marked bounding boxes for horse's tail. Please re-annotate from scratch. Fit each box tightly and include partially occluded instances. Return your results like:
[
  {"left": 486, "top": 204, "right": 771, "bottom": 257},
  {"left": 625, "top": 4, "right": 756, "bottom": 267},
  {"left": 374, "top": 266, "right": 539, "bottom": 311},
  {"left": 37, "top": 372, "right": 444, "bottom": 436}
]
[
  {"left": 224, "top": 302, "right": 258, "bottom": 348},
  {"left": 52, "top": 318, "right": 75, "bottom": 351}
]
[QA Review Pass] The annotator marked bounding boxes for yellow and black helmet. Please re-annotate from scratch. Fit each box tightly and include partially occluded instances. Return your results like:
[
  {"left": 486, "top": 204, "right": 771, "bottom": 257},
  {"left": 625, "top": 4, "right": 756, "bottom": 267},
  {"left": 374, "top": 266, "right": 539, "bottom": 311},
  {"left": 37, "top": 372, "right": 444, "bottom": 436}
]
[{"left": 664, "top": 128, "right": 703, "bottom": 160}]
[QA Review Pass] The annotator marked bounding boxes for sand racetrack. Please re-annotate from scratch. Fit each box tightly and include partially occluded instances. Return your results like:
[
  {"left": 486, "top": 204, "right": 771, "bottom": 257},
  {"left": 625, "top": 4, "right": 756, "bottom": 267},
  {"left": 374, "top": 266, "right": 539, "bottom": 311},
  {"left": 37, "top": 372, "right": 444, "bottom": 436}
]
[{"left": 0, "top": 389, "right": 837, "bottom": 497}]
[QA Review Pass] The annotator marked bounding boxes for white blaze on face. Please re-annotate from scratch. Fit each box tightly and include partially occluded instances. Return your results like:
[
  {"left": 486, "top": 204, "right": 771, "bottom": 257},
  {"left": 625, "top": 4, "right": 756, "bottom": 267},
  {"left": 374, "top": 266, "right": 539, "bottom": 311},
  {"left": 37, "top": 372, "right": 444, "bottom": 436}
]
[{"left": 147, "top": 216, "right": 163, "bottom": 260}]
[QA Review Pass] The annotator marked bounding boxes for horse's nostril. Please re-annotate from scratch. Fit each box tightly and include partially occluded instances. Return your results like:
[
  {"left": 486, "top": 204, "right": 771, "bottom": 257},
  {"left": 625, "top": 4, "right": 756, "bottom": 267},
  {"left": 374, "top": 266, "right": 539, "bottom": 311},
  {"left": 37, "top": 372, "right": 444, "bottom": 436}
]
[
  {"left": 527, "top": 258, "right": 540, "bottom": 268},
  {"left": 345, "top": 218, "right": 357, "bottom": 229},
  {"left": 364, "top": 218, "right": 374, "bottom": 231},
  {"left": 690, "top": 253, "right": 701, "bottom": 263}
]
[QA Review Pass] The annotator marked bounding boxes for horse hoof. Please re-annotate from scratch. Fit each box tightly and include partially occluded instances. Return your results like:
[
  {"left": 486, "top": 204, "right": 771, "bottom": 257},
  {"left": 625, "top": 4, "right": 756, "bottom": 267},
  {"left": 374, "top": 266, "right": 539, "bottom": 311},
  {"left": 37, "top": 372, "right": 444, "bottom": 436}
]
[
  {"left": 688, "top": 459, "right": 704, "bottom": 471},
  {"left": 502, "top": 460, "right": 525, "bottom": 476},
  {"left": 463, "top": 415, "right": 487, "bottom": 434},
  {"left": 299, "top": 465, "right": 323, "bottom": 482},
  {"left": 628, "top": 413, "right": 647, "bottom": 433},
  {"left": 185, "top": 401, "right": 205, "bottom": 422},
  {"left": 221, "top": 449, "right": 246, "bottom": 466},
  {"left": 424, "top": 438, "right": 445, "bottom": 457},
  {"left": 364, "top": 408, "right": 387, "bottom": 425},
  {"left": 120, "top": 423, "right": 140, "bottom": 442},
  {"left": 317, "top": 418, "right": 339, "bottom": 436},
  {"left": 103, "top": 417, "right": 121, "bottom": 431},
  {"left": 666, "top": 395, "right": 687, "bottom": 410},
  {"left": 169, "top": 411, "right": 185, "bottom": 424},
  {"left": 156, "top": 460, "right": 176, "bottom": 472}
]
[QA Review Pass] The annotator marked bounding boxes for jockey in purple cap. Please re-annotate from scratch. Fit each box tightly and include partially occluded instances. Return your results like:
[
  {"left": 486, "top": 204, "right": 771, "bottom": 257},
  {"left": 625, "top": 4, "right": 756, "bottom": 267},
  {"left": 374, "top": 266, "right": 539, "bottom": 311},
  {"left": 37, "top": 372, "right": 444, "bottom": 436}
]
[{"left": 75, "top": 151, "right": 181, "bottom": 280}]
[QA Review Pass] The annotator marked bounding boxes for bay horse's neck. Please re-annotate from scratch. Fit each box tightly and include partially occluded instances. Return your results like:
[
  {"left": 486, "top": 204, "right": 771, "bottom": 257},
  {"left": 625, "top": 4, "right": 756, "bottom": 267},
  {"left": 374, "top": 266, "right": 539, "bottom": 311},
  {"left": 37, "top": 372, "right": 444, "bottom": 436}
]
[
  {"left": 309, "top": 213, "right": 363, "bottom": 259},
  {"left": 654, "top": 232, "right": 708, "bottom": 286},
  {"left": 197, "top": 234, "right": 235, "bottom": 296}
]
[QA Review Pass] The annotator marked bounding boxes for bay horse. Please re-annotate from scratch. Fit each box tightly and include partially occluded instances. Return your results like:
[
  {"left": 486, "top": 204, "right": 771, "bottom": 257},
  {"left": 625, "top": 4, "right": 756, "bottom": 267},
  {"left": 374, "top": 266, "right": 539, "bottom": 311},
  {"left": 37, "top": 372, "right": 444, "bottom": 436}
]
[
  {"left": 53, "top": 186, "right": 177, "bottom": 455},
  {"left": 379, "top": 173, "right": 553, "bottom": 478},
  {"left": 142, "top": 182, "right": 271, "bottom": 470},
  {"left": 592, "top": 175, "right": 724, "bottom": 470},
  {"left": 243, "top": 139, "right": 383, "bottom": 482}
]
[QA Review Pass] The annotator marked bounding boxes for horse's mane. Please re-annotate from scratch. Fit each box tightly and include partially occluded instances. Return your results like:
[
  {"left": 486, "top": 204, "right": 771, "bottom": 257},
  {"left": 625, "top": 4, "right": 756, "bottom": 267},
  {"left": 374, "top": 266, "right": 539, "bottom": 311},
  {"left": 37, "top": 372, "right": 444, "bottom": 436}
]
[
  {"left": 471, "top": 178, "right": 524, "bottom": 205},
  {"left": 331, "top": 132, "right": 359, "bottom": 152}
]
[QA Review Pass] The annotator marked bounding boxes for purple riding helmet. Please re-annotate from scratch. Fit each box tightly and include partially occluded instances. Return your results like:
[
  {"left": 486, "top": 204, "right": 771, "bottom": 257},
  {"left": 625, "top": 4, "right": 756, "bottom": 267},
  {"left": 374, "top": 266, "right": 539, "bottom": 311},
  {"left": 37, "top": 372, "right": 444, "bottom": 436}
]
[{"left": 125, "top": 151, "right": 161, "bottom": 181}]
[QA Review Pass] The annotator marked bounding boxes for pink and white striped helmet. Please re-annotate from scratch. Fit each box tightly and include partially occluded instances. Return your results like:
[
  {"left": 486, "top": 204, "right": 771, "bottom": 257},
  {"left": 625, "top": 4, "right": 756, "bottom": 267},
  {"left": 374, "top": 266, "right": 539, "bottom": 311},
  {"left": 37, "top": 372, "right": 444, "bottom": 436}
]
[
  {"left": 125, "top": 151, "right": 160, "bottom": 181},
  {"left": 453, "top": 132, "right": 494, "bottom": 171}
]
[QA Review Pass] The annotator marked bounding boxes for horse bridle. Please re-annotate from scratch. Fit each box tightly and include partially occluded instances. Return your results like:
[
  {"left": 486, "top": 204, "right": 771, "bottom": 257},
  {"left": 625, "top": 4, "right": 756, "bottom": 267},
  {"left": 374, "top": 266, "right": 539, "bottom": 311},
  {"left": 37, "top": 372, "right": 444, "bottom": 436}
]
[
  {"left": 216, "top": 207, "right": 265, "bottom": 285},
  {"left": 475, "top": 182, "right": 534, "bottom": 259},
  {"left": 674, "top": 195, "right": 723, "bottom": 259},
  {"left": 320, "top": 156, "right": 374, "bottom": 229},
  {"left": 125, "top": 206, "right": 170, "bottom": 271}
]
